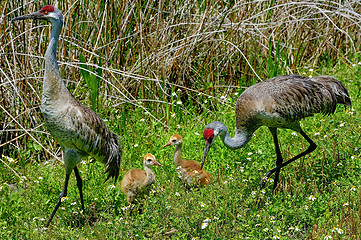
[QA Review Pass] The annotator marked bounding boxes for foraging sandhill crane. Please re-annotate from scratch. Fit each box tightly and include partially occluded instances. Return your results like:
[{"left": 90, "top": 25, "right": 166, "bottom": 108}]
[
  {"left": 164, "top": 134, "right": 212, "bottom": 186},
  {"left": 121, "top": 153, "right": 162, "bottom": 206},
  {"left": 12, "top": 6, "right": 122, "bottom": 227},
  {"left": 201, "top": 74, "right": 351, "bottom": 191}
]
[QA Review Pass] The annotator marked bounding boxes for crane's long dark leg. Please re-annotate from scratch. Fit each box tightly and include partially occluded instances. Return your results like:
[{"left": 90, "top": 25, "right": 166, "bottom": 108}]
[
  {"left": 45, "top": 174, "right": 70, "bottom": 227},
  {"left": 260, "top": 128, "right": 317, "bottom": 189},
  {"left": 268, "top": 127, "right": 283, "bottom": 191},
  {"left": 74, "top": 166, "right": 85, "bottom": 212}
]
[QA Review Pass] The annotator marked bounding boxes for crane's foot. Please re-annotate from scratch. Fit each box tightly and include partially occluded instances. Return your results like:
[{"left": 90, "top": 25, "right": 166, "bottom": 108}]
[{"left": 259, "top": 171, "right": 271, "bottom": 189}]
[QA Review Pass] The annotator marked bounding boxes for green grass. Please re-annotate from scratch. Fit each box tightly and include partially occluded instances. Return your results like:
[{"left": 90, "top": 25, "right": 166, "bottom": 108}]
[
  {"left": 1, "top": 0, "right": 361, "bottom": 239},
  {"left": 1, "top": 64, "right": 360, "bottom": 239}
]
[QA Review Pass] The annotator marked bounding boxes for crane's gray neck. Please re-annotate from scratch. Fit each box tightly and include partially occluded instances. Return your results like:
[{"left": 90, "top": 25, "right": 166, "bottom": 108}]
[
  {"left": 43, "top": 19, "right": 67, "bottom": 100},
  {"left": 173, "top": 143, "right": 182, "bottom": 167},
  {"left": 218, "top": 125, "right": 251, "bottom": 150},
  {"left": 143, "top": 165, "right": 155, "bottom": 186}
]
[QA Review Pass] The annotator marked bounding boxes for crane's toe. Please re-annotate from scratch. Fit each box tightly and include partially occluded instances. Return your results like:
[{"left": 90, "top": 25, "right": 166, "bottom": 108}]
[{"left": 259, "top": 172, "right": 271, "bottom": 189}]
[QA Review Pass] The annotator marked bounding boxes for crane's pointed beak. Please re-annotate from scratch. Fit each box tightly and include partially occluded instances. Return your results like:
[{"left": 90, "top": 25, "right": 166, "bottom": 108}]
[
  {"left": 153, "top": 160, "right": 162, "bottom": 166},
  {"left": 12, "top": 11, "right": 45, "bottom": 21},
  {"left": 163, "top": 142, "right": 171, "bottom": 148},
  {"left": 201, "top": 141, "right": 212, "bottom": 169}
]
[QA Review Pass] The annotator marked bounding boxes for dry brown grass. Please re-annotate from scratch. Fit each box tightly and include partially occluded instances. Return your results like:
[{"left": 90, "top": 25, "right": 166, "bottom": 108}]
[{"left": 1, "top": 0, "right": 361, "bottom": 160}]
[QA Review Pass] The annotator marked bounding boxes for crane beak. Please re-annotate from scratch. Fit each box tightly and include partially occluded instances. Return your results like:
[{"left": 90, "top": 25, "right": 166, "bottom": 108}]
[
  {"left": 163, "top": 142, "right": 171, "bottom": 148},
  {"left": 201, "top": 141, "right": 212, "bottom": 169},
  {"left": 12, "top": 11, "right": 45, "bottom": 21},
  {"left": 153, "top": 160, "right": 162, "bottom": 166}
]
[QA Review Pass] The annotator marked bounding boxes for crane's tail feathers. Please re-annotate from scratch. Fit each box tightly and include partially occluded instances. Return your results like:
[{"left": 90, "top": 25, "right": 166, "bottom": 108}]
[
  {"left": 104, "top": 134, "right": 122, "bottom": 184},
  {"left": 311, "top": 76, "right": 352, "bottom": 108}
]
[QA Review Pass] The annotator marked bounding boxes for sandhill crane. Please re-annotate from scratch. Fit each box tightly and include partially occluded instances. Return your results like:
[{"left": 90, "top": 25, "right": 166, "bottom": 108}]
[
  {"left": 12, "top": 6, "right": 122, "bottom": 227},
  {"left": 164, "top": 134, "right": 213, "bottom": 186},
  {"left": 201, "top": 74, "right": 351, "bottom": 191},
  {"left": 121, "top": 153, "right": 162, "bottom": 210}
]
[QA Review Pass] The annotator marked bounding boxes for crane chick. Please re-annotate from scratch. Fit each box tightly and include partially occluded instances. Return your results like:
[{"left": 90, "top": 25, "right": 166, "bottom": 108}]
[
  {"left": 164, "top": 134, "right": 212, "bottom": 186},
  {"left": 121, "top": 153, "right": 162, "bottom": 205}
]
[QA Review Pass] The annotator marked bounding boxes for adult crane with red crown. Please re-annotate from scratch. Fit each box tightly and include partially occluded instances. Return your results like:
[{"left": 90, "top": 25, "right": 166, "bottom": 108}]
[
  {"left": 12, "top": 5, "right": 122, "bottom": 227},
  {"left": 201, "top": 74, "right": 351, "bottom": 191}
]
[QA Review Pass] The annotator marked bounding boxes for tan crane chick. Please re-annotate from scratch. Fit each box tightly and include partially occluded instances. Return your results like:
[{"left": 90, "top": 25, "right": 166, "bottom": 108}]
[
  {"left": 163, "top": 134, "right": 212, "bottom": 186},
  {"left": 121, "top": 153, "right": 162, "bottom": 205}
]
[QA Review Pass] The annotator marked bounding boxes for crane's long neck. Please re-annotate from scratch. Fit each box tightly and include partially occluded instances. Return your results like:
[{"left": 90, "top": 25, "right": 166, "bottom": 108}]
[
  {"left": 43, "top": 19, "right": 68, "bottom": 101},
  {"left": 173, "top": 143, "right": 183, "bottom": 167},
  {"left": 219, "top": 128, "right": 252, "bottom": 150},
  {"left": 143, "top": 165, "right": 155, "bottom": 187}
]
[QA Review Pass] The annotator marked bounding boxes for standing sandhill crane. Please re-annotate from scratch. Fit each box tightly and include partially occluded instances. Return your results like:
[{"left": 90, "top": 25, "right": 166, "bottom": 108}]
[
  {"left": 121, "top": 153, "right": 162, "bottom": 208},
  {"left": 12, "top": 6, "right": 122, "bottom": 227},
  {"left": 164, "top": 134, "right": 213, "bottom": 186},
  {"left": 201, "top": 74, "right": 351, "bottom": 191}
]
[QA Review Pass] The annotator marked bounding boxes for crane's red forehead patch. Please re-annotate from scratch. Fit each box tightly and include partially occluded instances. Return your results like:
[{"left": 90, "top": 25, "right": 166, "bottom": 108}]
[
  {"left": 203, "top": 128, "right": 214, "bottom": 139},
  {"left": 41, "top": 5, "right": 55, "bottom": 13}
]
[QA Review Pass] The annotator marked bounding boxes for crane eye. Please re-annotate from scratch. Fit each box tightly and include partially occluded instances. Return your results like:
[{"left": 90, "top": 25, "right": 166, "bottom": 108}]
[
  {"left": 147, "top": 158, "right": 152, "bottom": 162},
  {"left": 172, "top": 139, "right": 176, "bottom": 142}
]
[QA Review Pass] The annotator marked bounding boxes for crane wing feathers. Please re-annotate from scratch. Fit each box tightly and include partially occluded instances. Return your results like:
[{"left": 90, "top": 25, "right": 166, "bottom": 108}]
[
  {"left": 242, "top": 75, "right": 351, "bottom": 121},
  {"left": 64, "top": 101, "right": 121, "bottom": 182}
]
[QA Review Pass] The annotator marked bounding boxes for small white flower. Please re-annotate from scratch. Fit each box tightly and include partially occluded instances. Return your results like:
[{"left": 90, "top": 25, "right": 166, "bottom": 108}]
[
  {"left": 140, "top": 118, "right": 145, "bottom": 122},
  {"left": 134, "top": 144, "right": 138, "bottom": 147},
  {"left": 248, "top": 152, "right": 253, "bottom": 155},
  {"left": 273, "top": 235, "right": 280, "bottom": 239},
  {"left": 177, "top": 124, "right": 181, "bottom": 128},
  {"left": 175, "top": 192, "right": 181, "bottom": 197},
  {"left": 351, "top": 186, "right": 356, "bottom": 191},
  {"left": 172, "top": 92, "right": 177, "bottom": 96},
  {"left": 171, "top": 113, "right": 176, "bottom": 118},
  {"left": 201, "top": 222, "right": 208, "bottom": 229},
  {"left": 251, "top": 191, "right": 257, "bottom": 195},
  {"left": 200, "top": 202, "right": 206, "bottom": 207},
  {"left": 61, "top": 197, "right": 68, "bottom": 202},
  {"left": 314, "top": 132, "right": 320, "bottom": 136},
  {"left": 339, "top": 122, "right": 345, "bottom": 127},
  {"left": 295, "top": 226, "right": 301, "bottom": 232},
  {"left": 234, "top": 92, "right": 239, "bottom": 96},
  {"left": 337, "top": 162, "right": 342, "bottom": 167},
  {"left": 291, "top": 132, "right": 297, "bottom": 136},
  {"left": 38, "top": 176, "right": 43, "bottom": 180},
  {"left": 194, "top": 132, "right": 200, "bottom": 136},
  {"left": 204, "top": 100, "right": 208, "bottom": 104},
  {"left": 220, "top": 96, "right": 226, "bottom": 100},
  {"left": 108, "top": 184, "right": 115, "bottom": 190},
  {"left": 343, "top": 202, "right": 349, "bottom": 206},
  {"left": 309, "top": 195, "right": 316, "bottom": 201},
  {"left": 324, "top": 235, "right": 332, "bottom": 239},
  {"left": 121, "top": 206, "right": 128, "bottom": 211},
  {"left": 71, "top": 202, "right": 77, "bottom": 206},
  {"left": 203, "top": 218, "right": 211, "bottom": 223},
  {"left": 176, "top": 100, "right": 182, "bottom": 105},
  {"left": 304, "top": 205, "right": 309, "bottom": 210},
  {"left": 166, "top": 205, "right": 171, "bottom": 210}
]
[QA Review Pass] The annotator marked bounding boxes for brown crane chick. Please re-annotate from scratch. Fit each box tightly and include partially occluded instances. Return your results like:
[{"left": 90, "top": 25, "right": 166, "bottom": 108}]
[
  {"left": 121, "top": 153, "right": 162, "bottom": 205},
  {"left": 163, "top": 134, "right": 212, "bottom": 186}
]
